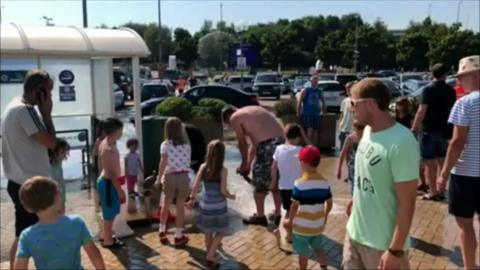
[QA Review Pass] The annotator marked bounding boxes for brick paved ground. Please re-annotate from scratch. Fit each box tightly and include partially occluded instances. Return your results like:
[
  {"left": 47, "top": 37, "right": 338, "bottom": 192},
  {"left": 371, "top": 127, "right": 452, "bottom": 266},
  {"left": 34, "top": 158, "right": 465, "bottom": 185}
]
[{"left": 1, "top": 156, "right": 477, "bottom": 269}]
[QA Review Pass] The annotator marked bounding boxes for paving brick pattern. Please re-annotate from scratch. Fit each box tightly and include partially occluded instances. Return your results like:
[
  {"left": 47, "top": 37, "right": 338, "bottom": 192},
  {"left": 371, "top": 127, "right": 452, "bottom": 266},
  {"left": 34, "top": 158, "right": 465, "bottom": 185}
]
[{"left": 1, "top": 156, "right": 477, "bottom": 269}]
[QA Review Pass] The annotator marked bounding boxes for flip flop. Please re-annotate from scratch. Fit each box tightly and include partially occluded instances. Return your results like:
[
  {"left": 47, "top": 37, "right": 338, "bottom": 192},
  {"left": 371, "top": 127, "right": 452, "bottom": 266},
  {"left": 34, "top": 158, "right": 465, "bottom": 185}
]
[{"left": 102, "top": 238, "right": 125, "bottom": 249}]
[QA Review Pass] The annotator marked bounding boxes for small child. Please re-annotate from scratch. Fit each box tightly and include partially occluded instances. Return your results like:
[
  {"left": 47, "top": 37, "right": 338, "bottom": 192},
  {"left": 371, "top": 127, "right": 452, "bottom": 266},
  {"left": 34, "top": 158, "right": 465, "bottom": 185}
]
[
  {"left": 92, "top": 122, "right": 106, "bottom": 179},
  {"left": 156, "top": 117, "right": 191, "bottom": 245},
  {"left": 50, "top": 138, "right": 70, "bottom": 213},
  {"left": 271, "top": 124, "right": 307, "bottom": 243},
  {"left": 395, "top": 97, "right": 414, "bottom": 129},
  {"left": 124, "top": 138, "right": 143, "bottom": 197},
  {"left": 14, "top": 176, "right": 105, "bottom": 270},
  {"left": 187, "top": 140, "right": 235, "bottom": 267},
  {"left": 97, "top": 117, "right": 126, "bottom": 248},
  {"left": 284, "top": 145, "right": 332, "bottom": 270},
  {"left": 337, "top": 121, "right": 365, "bottom": 194}
]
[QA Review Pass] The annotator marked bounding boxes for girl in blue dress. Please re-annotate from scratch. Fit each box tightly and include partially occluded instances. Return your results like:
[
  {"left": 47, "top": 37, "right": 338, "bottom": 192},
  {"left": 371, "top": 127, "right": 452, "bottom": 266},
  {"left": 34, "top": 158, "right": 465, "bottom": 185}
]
[{"left": 187, "top": 140, "right": 236, "bottom": 267}]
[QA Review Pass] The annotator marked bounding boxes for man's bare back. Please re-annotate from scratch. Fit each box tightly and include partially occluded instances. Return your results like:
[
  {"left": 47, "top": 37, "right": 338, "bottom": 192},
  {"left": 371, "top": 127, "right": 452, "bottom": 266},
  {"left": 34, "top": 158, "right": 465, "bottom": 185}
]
[
  {"left": 99, "top": 139, "right": 121, "bottom": 180},
  {"left": 230, "top": 106, "right": 284, "bottom": 145}
]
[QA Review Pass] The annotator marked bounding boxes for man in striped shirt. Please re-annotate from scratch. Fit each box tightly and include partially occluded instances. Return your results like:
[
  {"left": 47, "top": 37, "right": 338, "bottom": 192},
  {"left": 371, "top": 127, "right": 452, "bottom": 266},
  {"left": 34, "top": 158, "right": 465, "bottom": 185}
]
[
  {"left": 437, "top": 55, "right": 480, "bottom": 270},
  {"left": 283, "top": 145, "right": 332, "bottom": 270},
  {"left": 1, "top": 69, "right": 57, "bottom": 269}
]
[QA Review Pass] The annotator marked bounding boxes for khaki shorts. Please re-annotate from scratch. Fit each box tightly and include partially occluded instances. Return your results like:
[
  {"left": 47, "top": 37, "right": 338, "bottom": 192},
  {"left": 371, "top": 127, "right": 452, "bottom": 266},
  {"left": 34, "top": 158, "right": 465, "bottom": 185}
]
[
  {"left": 342, "top": 234, "right": 410, "bottom": 269},
  {"left": 162, "top": 173, "right": 190, "bottom": 203}
]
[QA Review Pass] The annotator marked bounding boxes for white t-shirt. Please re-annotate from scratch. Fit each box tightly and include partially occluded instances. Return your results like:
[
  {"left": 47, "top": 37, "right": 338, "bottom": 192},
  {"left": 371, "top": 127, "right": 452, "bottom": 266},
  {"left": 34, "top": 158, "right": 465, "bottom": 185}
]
[
  {"left": 160, "top": 140, "right": 191, "bottom": 174},
  {"left": 273, "top": 144, "right": 302, "bottom": 190},
  {"left": 448, "top": 91, "right": 480, "bottom": 177},
  {"left": 340, "top": 97, "right": 353, "bottom": 133},
  {"left": 1, "top": 97, "right": 51, "bottom": 183}
]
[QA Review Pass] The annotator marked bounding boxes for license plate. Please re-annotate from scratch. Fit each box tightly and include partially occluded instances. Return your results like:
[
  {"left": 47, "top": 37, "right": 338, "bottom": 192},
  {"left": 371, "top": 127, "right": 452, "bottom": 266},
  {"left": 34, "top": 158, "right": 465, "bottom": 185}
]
[{"left": 262, "top": 91, "right": 271, "bottom": 95}]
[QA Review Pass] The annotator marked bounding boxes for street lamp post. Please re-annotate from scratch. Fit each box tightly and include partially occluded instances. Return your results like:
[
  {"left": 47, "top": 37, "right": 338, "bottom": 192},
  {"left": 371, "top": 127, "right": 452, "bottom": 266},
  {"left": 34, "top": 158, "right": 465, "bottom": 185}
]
[
  {"left": 157, "top": 0, "right": 162, "bottom": 67},
  {"left": 456, "top": 0, "right": 463, "bottom": 23},
  {"left": 82, "top": 0, "right": 88, "bottom": 27}
]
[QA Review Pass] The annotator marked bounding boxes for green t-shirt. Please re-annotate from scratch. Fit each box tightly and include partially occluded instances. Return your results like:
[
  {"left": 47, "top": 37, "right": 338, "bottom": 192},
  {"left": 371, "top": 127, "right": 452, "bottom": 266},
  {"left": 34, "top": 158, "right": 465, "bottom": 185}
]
[{"left": 347, "top": 123, "right": 420, "bottom": 251}]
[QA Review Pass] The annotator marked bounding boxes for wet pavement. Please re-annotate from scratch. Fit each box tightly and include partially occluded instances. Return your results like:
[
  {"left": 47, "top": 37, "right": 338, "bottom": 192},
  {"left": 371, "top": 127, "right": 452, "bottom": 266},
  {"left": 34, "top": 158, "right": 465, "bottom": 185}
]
[{"left": 0, "top": 105, "right": 478, "bottom": 269}]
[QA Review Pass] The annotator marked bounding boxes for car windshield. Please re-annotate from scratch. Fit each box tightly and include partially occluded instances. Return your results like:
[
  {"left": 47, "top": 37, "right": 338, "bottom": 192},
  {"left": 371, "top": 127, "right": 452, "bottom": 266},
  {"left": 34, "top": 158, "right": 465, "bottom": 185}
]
[
  {"left": 143, "top": 85, "right": 169, "bottom": 97},
  {"left": 336, "top": 75, "right": 357, "bottom": 84},
  {"left": 294, "top": 79, "right": 308, "bottom": 86},
  {"left": 318, "top": 83, "right": 344, "bottom": 92},
  {"left": 402, "top": 74, "right": 424, "bottom": 81},
  {"left": 256, "top": 74, "right": 279, "bottom": 83},
  {"left": 319, "top": 74, "right": 335, "bottom": 81}
]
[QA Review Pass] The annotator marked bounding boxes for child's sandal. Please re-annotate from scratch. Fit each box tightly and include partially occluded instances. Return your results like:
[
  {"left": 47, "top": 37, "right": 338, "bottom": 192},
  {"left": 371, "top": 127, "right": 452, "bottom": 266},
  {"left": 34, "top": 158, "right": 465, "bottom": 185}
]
[{"left": 102, "top": 238, "right": 125, "bottom": 249}]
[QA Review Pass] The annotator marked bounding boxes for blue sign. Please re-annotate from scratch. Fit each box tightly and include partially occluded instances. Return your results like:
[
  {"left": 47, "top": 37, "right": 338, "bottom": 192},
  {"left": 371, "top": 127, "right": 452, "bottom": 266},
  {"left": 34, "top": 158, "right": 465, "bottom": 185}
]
[
  {"left": 229, "top": 43, "right": 261, "bottom": 68},
  {"left": 59, "top": 70, "right": 74, "bottom": 85},
  {"left": 0, "top": 70, "right": 28, "bottom": 84}
]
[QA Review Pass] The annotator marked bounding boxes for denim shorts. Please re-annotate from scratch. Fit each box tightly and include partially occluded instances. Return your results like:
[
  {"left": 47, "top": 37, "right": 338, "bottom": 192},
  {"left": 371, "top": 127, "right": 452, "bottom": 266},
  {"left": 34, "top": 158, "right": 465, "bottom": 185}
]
[{"left": 419, "top": 131, "right": 448, "bottom": 160}]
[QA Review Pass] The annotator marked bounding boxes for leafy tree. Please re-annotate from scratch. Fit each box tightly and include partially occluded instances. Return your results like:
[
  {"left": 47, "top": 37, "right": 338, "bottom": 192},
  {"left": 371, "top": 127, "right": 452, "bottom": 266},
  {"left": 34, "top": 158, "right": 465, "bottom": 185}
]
[
  {"left": 122, "top": 22, "right": 148, "bottom": 37},
  {"left": 260, "top": 25, "right": 296, "bottom": 68},
  {"left": 173, "top": 28, "right": 198, "bottom": 66},
  {"left": 198, "top": 31, "right": 234, "bottom": 68},
  {"left": 144, "top": 23, "right": 173, "bottom": 64}
]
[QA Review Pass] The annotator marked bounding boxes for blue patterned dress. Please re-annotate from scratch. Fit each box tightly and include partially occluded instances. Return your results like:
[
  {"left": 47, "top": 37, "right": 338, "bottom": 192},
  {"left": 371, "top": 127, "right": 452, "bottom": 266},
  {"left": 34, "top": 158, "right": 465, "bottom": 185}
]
[{"left": 197, "top": 181, "right": 230, "bottom": 234}]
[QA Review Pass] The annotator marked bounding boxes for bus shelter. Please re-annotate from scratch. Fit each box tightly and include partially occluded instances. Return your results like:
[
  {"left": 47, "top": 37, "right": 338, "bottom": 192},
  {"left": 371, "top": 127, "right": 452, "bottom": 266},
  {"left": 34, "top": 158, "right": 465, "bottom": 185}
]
[{"left": 1, "top": 24, "right": 150, "bottom": 180}]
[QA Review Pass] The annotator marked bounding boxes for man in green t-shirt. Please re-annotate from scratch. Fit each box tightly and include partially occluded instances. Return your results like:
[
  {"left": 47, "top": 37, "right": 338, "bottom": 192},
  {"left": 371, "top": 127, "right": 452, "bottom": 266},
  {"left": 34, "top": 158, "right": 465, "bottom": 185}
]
[{"left": 342, "top": 79, "right": 420, "bottom": 269}]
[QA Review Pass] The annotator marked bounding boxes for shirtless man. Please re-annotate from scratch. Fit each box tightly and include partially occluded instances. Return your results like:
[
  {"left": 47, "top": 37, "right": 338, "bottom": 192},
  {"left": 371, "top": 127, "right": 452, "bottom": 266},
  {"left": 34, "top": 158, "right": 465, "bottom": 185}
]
[
  {"left": 97, "top": 117, "right": 126, "bottom": 248},
  {"left": 222, "top": 105, "right": 285, "bottom": 226}
]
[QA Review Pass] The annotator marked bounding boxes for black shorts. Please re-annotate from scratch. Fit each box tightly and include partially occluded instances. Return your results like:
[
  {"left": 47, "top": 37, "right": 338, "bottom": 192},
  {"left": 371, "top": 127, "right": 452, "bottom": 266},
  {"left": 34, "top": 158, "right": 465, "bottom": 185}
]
[
  {"left": 7, "top": 180, "right": 38, "bottom": 237},
  {"left": 280, "top": 189, "right": 292, "bottom": 213},
  {"left": 448, "top": 174, "right": 480, "bottom": 218}
]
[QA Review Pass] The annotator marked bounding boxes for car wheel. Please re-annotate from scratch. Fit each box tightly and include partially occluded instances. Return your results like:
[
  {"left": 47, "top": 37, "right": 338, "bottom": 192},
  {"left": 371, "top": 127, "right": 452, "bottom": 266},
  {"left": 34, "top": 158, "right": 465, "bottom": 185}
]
[{"left": 276, "top": 94, "right": 280, "bottom": 100}]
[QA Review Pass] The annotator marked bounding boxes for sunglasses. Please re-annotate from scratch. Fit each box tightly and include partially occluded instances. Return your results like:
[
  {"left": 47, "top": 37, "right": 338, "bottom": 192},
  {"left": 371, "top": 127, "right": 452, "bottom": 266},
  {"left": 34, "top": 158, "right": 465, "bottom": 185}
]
[{"left": 350, "top": 98, "right": 374, "bottom": 107}]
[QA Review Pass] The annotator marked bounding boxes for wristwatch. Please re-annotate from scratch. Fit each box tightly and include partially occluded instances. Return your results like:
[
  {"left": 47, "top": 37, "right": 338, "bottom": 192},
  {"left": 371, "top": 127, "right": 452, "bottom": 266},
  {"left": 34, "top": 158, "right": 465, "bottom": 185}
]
[{"left": 388, "top": 248, "right": 405, "bottom": 257}]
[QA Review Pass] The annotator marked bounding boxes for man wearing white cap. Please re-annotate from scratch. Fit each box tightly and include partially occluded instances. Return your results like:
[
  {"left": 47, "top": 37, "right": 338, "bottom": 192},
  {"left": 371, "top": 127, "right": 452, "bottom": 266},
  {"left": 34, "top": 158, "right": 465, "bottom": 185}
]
[{"left": 437, "top": 55, "right": 480, "bottom": 269}]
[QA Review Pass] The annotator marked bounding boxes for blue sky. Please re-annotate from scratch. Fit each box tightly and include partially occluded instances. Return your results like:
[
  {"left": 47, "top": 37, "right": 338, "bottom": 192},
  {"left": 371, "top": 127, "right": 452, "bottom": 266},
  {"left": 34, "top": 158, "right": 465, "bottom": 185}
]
[{"left": 1, "top": 0, "right": 479, "bottom": 33}]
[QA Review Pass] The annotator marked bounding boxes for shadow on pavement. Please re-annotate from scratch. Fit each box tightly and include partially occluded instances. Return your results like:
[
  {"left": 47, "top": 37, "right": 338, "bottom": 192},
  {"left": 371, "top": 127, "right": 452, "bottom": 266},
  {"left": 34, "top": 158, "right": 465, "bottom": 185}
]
[
  {"left": 108, "top": 233, "right": 161, "bottom": 270},
  {"left": 411, "top": 237, "right": 463, "bottom": 268}
]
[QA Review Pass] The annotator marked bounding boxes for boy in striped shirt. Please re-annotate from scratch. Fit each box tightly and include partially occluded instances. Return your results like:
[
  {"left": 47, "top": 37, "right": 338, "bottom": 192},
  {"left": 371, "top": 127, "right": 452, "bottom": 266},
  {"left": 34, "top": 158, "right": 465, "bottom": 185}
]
[{"left": 283, "top": 145, "right": 333, "bottom": 270}]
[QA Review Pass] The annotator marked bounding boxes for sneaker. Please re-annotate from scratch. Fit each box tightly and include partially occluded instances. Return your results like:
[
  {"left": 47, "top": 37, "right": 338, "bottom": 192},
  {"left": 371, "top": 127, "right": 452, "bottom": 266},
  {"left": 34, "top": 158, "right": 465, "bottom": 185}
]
[
  {"left": 159, "top": 232, "right": 169, "bottom": 244},
  {"left": 174, "top": 234, "right": 189, "bottom": 246},
  {"left": 242, "top": 214, "right": 268, "bottom": 226}
]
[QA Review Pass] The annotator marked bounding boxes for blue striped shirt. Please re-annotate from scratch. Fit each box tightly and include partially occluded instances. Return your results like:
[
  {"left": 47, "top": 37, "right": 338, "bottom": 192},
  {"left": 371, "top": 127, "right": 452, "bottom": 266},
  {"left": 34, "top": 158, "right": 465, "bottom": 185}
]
[
  {"left": 291, "top": 172, "right": 332, "bottom": 235},
  {"left": 448, "top": 91, "right": 480, "bottom": 177}
]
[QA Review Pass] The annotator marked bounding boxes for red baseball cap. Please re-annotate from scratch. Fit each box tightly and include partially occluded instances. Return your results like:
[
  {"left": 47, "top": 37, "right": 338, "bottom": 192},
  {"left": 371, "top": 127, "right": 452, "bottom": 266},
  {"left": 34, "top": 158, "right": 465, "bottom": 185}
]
[{"left": 298, "top": 145, "right": 321, "bottom": 163}]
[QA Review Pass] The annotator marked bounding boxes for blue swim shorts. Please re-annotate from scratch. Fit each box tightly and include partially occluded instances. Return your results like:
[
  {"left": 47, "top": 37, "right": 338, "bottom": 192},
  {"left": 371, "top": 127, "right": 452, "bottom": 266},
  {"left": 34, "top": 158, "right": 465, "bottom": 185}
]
[{"left": 97, "top": 177, "right": 120, "bottom": 221}]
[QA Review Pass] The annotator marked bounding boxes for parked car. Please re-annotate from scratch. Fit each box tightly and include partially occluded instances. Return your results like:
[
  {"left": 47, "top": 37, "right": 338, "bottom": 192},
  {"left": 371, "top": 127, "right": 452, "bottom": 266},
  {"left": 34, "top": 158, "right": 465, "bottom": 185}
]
[
  {"left": 377, "top": 78, "right": 402, "bottom": 98},
  {"left": 141, "top": 82, "right": 171, "bottom": 101},
  {"left": 292, "top": 76, "right": 310, "bottom": 95},
  {"left": 281, "top": 76, "right": 293, "bottom": 94},
  {"left": 316, "top": 81, "right": 346, "bottom": 113},
  {"left": 113, "top": 83, "right": 125, "bottom": 109},
  {"left": 140, "top": 97, "right": 167, "bottom": 116},
  {"left": 194, "top": 74, "right": 208, "bottom": 85},
  {"left": 183, "top": 85, "right": 259, "bottom": 108},
  {"left": 140, "top": 66, "right": 152, "bottom": 86},
  {"left": 377, "top": 70, "right": 397, "bottom": 78},
  {"left": 227, "top": 75, "right": 254, "bottom": 92},
  {"left": 253, "top": 73, "right": 282, "bottom": 99},
  {"left": 212, "top": 75, "right": 226, "bottom": 84},
  {"left": 402, "top": 79, "right": 430, "bottom": 94},
  {"left": 113, "top": 67, "right": 132, "bottom": 99},
  {"left": 335, "top": 74, "right": 358, "bottom": 87}
]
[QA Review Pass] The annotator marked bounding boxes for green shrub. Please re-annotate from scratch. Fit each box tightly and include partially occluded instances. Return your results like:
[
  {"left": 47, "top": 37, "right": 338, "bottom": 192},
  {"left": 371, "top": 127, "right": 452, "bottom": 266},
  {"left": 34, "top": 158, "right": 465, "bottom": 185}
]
[
  {"left": 155, "top": 97, "right": 193, "bottom": 121},
  {"left": 192, "top": 98, "right": 226, "bottom": 122},
  {"left": 273, "top": 99, "right": 297, "bottom": 118}
]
